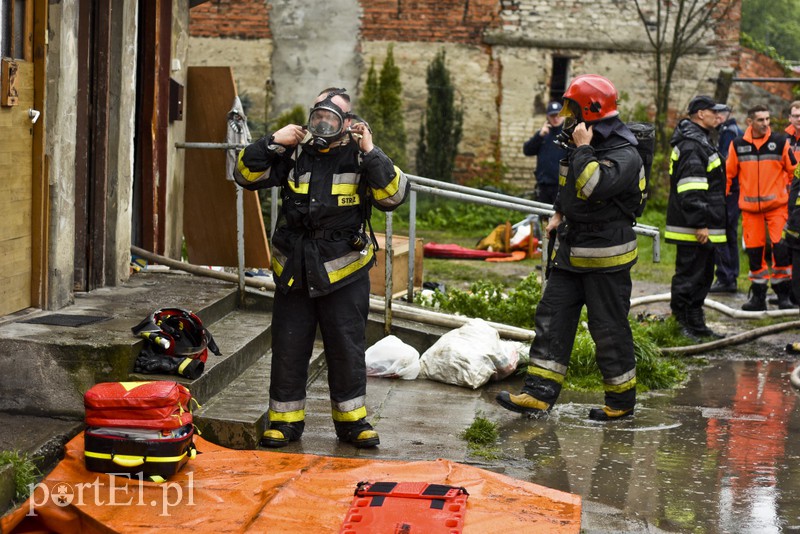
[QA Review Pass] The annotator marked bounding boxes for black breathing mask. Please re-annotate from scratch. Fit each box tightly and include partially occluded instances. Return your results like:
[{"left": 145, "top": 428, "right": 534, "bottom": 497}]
[{"left": 307, "top": 89, "right": 353, "bottom": 148}]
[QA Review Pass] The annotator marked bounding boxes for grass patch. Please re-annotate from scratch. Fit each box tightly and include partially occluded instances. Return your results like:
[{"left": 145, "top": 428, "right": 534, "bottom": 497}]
[
  {"left": 416, "top": 272, "right": 541, "bottom": 328},
  {"left": 0, "top": 450, "right": 40, "bottom": 501},
  {"left": 462, "top": 414, "right": 502, "bottom": 460}
]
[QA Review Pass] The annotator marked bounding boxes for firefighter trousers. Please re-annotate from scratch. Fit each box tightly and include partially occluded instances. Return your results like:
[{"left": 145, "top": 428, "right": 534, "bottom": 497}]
[
  {"left": 522, "top": 268, "right": 636, "bottom": 411},
  {"left": 269, "top": 275, "right": 371, "bottom": 426},
  {"left": 671, "top": 243, "right": 715, "bottom": 315}
]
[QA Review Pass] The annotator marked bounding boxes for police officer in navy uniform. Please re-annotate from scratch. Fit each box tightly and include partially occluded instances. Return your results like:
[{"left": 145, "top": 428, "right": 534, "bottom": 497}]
[
  {"left": 496, "top": 74, "right": 645, "bottom": 421},
  {"left": 235, "top": 88, "right": 409, "bottom": 448},
  {"left": 524, "top": 101, "right": 569, "bottom": 204}
]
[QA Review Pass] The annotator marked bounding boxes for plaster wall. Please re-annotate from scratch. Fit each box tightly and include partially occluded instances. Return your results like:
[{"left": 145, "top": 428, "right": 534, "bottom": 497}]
[
  {"left": 105, "top": 1, "right": 138, "bottom": 284},
  {"left": 44, "top": 0, "right": 79, "bottom": 309},
  {"left": 267, "top": 0, "right": 362, "bottom": 116},
  {"left": 186, "top": 36, "right": 273, "bottom": 123}
]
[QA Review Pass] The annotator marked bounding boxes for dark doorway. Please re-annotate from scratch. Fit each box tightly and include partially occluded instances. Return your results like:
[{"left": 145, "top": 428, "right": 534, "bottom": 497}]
[
  {"left": 550, "top": 57, "right": 570, "bottom": 103},
  {"left": 74, "top": 0, "right": 111, "bottom": 292}
]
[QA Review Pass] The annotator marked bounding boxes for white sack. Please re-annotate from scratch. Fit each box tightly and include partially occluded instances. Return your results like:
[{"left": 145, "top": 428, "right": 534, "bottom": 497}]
[
  {"left": 419, "top": 318, "right": 524, "bottom": 389},
  {"left": 365, "top": 335, "right": 421, "bottom": 380}
]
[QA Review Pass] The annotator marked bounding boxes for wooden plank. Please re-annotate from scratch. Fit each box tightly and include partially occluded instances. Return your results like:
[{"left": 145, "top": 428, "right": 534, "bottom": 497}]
[
  {"left": 183, "top": 66, "right": 270, "bottom": 267},
  {"left": 0, "top": 60, "right": 33, "bottom": 314},
  {"left": 30, "top": 0, "right": 50, "bottom": 307}
]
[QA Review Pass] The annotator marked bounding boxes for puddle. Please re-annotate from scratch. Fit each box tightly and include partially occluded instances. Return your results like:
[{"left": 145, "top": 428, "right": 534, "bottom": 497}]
[{"left": 491, "top": 359, "right": 800, "bottom": 532}]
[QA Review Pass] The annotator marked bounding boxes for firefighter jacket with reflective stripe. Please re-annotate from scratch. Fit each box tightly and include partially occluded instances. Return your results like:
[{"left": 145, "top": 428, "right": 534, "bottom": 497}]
[
  {"left": 551, "top": 118, "right": 644, "bottom": 273},
  {"left": 786, "top": 124, "right": 800, "bottom": 161},
  {"left": 726, "top": 126, "right": 797, "bottom": 213},
  {"left": 784, "top": 166, "right": 800, "bottom": 250},
  {"left": 665, "top": 119, "right": 727, "bottom": 245},
  {"left": 234, "top": 134, "right": 409, "bottom": 297}
]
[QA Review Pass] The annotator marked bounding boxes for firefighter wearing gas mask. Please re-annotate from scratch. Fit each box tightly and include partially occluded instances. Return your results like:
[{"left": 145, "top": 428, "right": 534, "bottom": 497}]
[
  {"left": 496, "top": 74, "right": 645, "bottom": 421},
  {"left": 234, "top": 88, "right": 409, "bottom": 448}
]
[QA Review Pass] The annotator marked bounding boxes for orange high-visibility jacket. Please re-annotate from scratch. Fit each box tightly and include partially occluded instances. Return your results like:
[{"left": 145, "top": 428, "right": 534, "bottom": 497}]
[{"left": 726, "top": 126, "right": 797, "bottom": 213}]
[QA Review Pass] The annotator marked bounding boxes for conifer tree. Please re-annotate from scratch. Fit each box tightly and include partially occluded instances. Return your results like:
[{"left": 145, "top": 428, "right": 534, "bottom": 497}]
[
  {"left": 417, "top": 49, "right": 462, "bottom": 182},
  {"left": 359, "top": 60, "right": 384, "bottom": 140},
  {"left": 377, "top": 44, "right": 407, "bottom": 168}
]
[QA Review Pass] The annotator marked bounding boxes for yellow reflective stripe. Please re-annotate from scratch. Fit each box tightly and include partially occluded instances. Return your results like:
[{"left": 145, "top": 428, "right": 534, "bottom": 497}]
[
  {"left": 676, "top": 177, "right": 708, "bottom": 193},
  {"left": 527, "top": 365, "right": 565, "bottom": 384},
  {"left": 268, "top": 408, "right": 305, "bottom": 423},
  {"left": 331, "top": 183, "right": 359, "bottom": 195},
  {"left": 372, "top": 166, "right": 408, "bottom": 207},
  {"left": 288, "top": 181, "right": 309, "bottom": 194},
  {"left": 178, "top": 358, "right": 192, "bottom": 374},
  {"left": 558, "top": 175, "right": 567, "bottom": 186},
  {"left": 84, "top": 451, "right": 190, "bottom": 464},
  {"left": 575, "top": 161, "right": 600, "bottom": 200},
  {"left": 325, "top": 247, "right": 375, "bottom": 284},
  {"left": 570, "top": 247, "right": 638, "bottom": 268},
  {"left": 708, "top": 234, "right": 727, "bottom": 243},
  {"left": 332, "top": 405, "right": 368, "bottom": 422},
  {"left": 665, "top": 231, "right": 696, "bottom": 241},
  {"left": 707, "top": 154, "right": 721, "bottom": 172},
  {"left": 236, "top": 150, "right": 267, "bottom": 183},
  {"left": 604, "top": 376, "right": 636, "bottom": 394},
  {"left": 785, "top": 229, "right": 800, "bottom": 239},
  {"left": 669, "top": 147, "right": 680, "bottom": 175}
]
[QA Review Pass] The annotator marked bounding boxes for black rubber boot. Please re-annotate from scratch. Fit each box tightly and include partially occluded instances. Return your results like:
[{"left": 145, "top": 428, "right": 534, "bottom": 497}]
[
  {"left": 495, "top": 391, "right": 551, "bottom": 418},
  {"left": 673, "top": 309, "right": 700, "bottom": 342},
  {"left": 336, "top": 419, "right": 380, "bottom": 448},
  {"left": 772, "top": 281, "right": 796, "bottom": 310},
  {"left": 588, "top": 405, "right": 634, "bottom": 421},
  {"left": 259, "top": 421, "right": 304, "bottom": 448},
  {"left": 742, "top": 284, "right": 767, "bottom": 311},
  {"left": 686, "top": 308, "right": 723, "bottom": 339}
]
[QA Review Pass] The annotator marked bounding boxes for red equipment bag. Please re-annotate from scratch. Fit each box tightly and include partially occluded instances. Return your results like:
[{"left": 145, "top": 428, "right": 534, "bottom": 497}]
[
  {"left": 340, "top": 481, "right": 469, "bottom": 534},
  {"left": 83, "top": 381, "right": 196, "bottom": 479},
  {"left": 84, "top": 381, "right": 193, "bottom": 430}
]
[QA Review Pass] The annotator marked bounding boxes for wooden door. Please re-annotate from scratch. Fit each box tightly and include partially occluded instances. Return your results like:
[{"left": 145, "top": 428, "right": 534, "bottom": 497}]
[{"left": 0, "top": 0, "right": 41, "bottom": 316}]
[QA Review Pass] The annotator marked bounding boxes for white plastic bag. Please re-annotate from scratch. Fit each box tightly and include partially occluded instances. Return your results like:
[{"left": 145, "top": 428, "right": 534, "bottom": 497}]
[
  {"left": 365, "top": 335, "right": 421, "bottom": 380},
  {"left": 419, "top": 319, "right": 524, "bottom": 389}
]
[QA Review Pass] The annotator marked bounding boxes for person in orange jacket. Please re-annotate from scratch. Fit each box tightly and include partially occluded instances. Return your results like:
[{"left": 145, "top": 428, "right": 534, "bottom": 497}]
[{"left": 726, "top": 104, "right": 798, "bottom": 310}]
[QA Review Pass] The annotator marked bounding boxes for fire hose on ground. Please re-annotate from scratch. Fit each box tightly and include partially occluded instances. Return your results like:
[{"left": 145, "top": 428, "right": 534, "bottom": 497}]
[{"left": 131, "top": 246, "right": 800, "bottom": 388}]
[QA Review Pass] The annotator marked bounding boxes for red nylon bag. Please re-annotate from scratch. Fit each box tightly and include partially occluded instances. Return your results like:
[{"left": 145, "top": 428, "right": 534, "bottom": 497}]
[{"left": 84, "top": 381, "right": 193, "bottom": 430}]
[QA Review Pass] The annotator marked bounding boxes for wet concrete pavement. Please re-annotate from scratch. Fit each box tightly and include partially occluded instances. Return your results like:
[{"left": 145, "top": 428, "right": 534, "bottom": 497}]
[
  {"left": 281, "top": 346, "right": 800, "bottom": 533},
  {"left": 4, "top": 271, "right": 800, "bottom": 532}
]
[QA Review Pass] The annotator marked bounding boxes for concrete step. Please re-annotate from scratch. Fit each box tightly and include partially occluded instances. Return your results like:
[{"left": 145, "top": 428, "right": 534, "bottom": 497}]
[
  {"left": 129, "top": 306, "right": 273, "bottom": 404},
  {"left": 0, "top": 273, "right": 243, "bottom": 418},
  {"left": 0, "top": 412, "right": 84, "bottom": 516},
  {"left": 194, "top": 340, "right": 326, "bottom": 449},
  {"left": 193, "top": 312, "right": 450, "bottom": 450}
]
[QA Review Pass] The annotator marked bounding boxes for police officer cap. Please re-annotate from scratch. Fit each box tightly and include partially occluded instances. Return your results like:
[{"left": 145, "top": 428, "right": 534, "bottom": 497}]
[
  {"left": 688, "top": 95, "right": 717, "bottom": 115},
  {"left": 546, "top": 101, "right": 563, "bottom": 116}
]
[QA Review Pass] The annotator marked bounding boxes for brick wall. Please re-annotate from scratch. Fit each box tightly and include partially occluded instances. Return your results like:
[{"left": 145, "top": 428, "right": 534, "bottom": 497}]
[
  {"left": 737, "top": 49, "right": 796, "bottom": 102},
  {"left": 189, "top": 0, "right": 271, "bottom": 39},
  {"left": 360, "top": 0, "right": 500, "bottom": 44}
]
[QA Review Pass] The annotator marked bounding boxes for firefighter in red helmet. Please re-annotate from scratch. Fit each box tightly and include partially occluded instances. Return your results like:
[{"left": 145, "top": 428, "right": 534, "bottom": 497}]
[{"left": 497, "top": 74, "right": 646, "bottom": 421}]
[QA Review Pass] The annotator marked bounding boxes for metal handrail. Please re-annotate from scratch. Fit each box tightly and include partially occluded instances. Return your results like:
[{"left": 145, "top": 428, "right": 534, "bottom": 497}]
[
  {"left": 402, "top": 173, "right": 661, "bottom": 303},
  {"left": 175, "top": 141, "right": 663, "bottom": 330}
]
